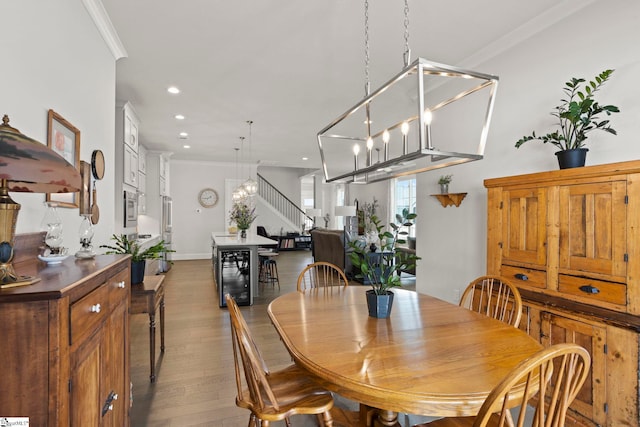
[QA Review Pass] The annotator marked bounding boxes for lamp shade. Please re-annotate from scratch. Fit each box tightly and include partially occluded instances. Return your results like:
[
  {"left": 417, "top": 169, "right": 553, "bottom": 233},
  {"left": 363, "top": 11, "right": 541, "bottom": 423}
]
[
  {"left": 0, "top": 115, "right": 81, "bottom": 288},
  {"left": 334, "top": 205, "right": 356, "bottom": 217},
  {"left": 305, "top": 208, "right": 321, "bottom": 217},
  {"left": 0, "top": 116, "right": 82, "bottom": 193}
]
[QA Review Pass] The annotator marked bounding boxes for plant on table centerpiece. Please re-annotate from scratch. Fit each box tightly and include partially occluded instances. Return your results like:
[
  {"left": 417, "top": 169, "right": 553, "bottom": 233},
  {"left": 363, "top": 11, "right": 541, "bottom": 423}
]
[
  {"left": 515, "top": 69, "right": 620, "bottom": 169},
  {"left": 349, "top": 208, "right": 420, "bottom": 318},
  {"left": 100, "top": 234, "right": 174, "bottom": 284},
  {"left": 229, "top": 201, "right": 257, "bottom": 238}
]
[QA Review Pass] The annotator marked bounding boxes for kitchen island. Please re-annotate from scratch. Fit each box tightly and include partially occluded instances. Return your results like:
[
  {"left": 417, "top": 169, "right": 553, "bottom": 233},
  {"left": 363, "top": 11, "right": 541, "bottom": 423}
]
[{"left": 211, "top": 232, "right": 277, "bottom": 307}]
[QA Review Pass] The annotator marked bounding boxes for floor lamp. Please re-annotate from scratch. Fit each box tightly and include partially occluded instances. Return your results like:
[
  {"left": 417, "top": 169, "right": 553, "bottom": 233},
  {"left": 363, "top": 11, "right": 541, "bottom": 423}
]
[{"left": 334, "top": 205, "right": 357, "bottom": 235}]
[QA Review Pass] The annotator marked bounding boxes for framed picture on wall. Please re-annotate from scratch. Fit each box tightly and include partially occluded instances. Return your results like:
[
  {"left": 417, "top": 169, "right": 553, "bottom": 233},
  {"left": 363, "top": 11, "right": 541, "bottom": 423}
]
[{"left": 46, "top": 109, "right": 80, "bottom": 208}]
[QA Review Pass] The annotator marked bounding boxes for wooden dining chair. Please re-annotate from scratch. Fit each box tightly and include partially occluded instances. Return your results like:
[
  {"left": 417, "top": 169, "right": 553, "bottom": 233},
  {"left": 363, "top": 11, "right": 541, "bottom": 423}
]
[
  {"left": 225, "top": 294, "right": 335, "bottom": 427},
  {"left": 297, "top": 261, "right": 349, "bottom": 293},
  {"left": 459, "top": 276, "right": 523, "bottom": 328},
  {"left": 415, "top": 343, "right": 591, "bottom": 427}
]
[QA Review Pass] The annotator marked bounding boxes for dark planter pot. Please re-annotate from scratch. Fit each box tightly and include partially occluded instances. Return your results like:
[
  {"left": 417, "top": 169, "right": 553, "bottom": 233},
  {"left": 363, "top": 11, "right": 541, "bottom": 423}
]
[
  {"left": 366, "top": 290, "right": 394, "bottom": 318},
  {"left": 131, "top": 260, "right": 146, "bottom": 284},
  {"left": 555, "top": 148, "right": 588, "bottom": 169}
]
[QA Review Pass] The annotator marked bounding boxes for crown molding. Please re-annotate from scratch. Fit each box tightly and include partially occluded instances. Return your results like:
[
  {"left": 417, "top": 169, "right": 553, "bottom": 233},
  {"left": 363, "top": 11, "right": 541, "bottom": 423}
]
[{"left": 82, "top": 0, "right": 128, "bottom": 60}]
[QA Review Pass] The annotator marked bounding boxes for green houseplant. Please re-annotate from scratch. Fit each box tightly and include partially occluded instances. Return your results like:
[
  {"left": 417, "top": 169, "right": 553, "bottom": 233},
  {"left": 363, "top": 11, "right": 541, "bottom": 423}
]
[
  {"left": 515, "top": 69, "right": 620, "bottom": 169},
  {"left": 438, "top": 174, "right": 453, "bottom": 193},
  {"left": 101, "top": 234, "right": 174, "bottom": 284},
  {"left": 349, "top": 208, "right": 420, "bottom": 318}
]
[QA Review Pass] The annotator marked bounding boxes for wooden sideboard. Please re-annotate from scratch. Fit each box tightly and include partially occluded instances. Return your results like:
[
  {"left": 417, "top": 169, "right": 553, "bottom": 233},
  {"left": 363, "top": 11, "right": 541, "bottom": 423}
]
[
  {"left": 485, "top": 160, "right": 640, "bottom": 426},
  {"left": 0, "top": 233, "right": 131, "bottom": 426}
]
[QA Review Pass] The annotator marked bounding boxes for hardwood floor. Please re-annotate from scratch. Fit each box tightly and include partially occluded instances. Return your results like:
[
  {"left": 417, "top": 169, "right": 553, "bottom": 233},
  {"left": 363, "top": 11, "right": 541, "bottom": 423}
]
[{"left": 129, "top": 251, "right": 417, "bottom": 426}]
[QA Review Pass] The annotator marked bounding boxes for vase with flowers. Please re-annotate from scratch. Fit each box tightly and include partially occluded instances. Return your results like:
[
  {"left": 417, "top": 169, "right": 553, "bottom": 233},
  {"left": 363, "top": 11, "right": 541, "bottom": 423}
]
[{"left": 229, "top": 202, "right": 257, "bottom": 238}]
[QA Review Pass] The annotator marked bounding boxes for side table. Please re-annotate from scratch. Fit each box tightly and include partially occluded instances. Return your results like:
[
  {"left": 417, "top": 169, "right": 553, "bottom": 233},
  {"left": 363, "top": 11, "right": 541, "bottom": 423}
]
[{"left": 131, "top": 275, "right": 166, "bottom": 382}]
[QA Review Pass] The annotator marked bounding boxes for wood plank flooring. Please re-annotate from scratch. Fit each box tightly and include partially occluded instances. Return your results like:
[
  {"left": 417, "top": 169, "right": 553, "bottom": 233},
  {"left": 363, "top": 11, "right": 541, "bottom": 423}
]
[{"left": 128, "top": 251, "right": 417, "bottom": 426}]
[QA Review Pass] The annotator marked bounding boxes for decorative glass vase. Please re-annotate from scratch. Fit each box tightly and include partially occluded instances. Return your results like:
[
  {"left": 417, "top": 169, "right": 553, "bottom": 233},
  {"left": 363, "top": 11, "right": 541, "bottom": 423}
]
[{"left": 240, "top": 229, "right": 247, "bottom": 239}]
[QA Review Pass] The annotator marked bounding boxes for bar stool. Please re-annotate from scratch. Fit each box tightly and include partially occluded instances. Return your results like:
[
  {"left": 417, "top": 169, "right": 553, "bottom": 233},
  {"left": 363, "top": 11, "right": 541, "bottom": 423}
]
[{"left": 258, "top": 250, "right": 279, "bottom": 289}]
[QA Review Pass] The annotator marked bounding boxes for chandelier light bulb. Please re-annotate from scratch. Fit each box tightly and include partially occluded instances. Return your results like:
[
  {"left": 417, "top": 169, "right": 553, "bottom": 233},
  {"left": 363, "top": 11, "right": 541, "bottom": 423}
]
[
  {"left": 353, "top": 144, "right": 360, "bottom": 156},
  {"left": 366, "top": 137, "right": 374, "bottom": 166},
  {"left": 424, "top": 109, "right": 433, "bottom": 125},
  {"left": 353, "top": 143, "right": 360, "bottom": 171},
  {"left": 382, "top": 129, "right": 390, "bottom": 161},
  {"left": 401, "top": 121, "right": 409, "bottom": 155},
  {"left": 382, "top": 130, "right": 390, "bottom": 144}
]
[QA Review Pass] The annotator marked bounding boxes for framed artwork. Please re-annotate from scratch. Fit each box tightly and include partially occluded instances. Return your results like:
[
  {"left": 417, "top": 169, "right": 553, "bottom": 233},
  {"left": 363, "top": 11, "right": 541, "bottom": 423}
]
[{"left": 46, "top": 109, "right": 80, "bottom": 208}]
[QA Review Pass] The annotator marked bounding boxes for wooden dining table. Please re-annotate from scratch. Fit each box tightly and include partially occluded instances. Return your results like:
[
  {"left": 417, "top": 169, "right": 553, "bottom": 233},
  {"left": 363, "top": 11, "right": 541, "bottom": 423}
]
[{"left": 268, "top": 286, "right": 543, "bottom": 425}]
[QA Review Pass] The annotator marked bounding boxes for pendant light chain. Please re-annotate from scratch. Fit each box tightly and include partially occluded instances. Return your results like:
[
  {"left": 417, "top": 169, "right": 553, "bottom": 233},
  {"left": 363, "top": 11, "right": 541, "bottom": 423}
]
[
  {"left": 364, "top": 0, "right": 370, "bottom": 96},
  {"left": 247, "top": 120, "right": 254, "bottom": 166},
  {"left": 403, "top": 0, "right": 411, "bottom": 66}
]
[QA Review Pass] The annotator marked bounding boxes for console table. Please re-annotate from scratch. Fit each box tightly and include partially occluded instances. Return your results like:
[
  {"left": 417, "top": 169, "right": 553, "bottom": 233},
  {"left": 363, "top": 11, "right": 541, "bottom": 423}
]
[{"left": 130, "top": 274, "right": 166, "bottom": 383}]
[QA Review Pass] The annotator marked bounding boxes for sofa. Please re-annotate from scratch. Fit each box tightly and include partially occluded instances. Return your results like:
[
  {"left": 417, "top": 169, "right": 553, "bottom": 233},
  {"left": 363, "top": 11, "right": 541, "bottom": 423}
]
[{"left": 310, "top": 229, "right": 354, "bottom": 276}]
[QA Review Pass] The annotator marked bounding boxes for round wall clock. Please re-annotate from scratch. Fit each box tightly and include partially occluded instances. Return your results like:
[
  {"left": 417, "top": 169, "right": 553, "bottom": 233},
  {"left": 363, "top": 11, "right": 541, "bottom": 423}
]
[{"left": 198, "top": 188, "right": 219, "bottom": 208}]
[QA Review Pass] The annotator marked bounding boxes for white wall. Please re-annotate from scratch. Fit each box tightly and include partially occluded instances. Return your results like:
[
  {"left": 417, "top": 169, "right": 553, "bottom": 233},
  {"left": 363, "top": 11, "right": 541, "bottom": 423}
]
[
  {"left": 415, "top": 1, "right": 640, "bottom": 303},
  {"left": 170, "top": 160, "right": 240, "bottom": 259},
  {"left": 5, "top": 0, "right": 118, "bottom": 253}
]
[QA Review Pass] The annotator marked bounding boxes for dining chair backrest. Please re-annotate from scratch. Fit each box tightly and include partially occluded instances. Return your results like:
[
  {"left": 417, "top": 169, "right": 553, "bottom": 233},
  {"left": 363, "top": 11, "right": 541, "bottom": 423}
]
[
  {"left": 472, "top": 343, "right": 591, "bottom": 427},
  {"left": 459, "top": 275, "right": 523, "bottom": 328},
  {"left": 297, "top": 261, "right": 349, "bottom": 293},
  {"left": 226, "top": 294, "right": 279, "bottom": 412}
]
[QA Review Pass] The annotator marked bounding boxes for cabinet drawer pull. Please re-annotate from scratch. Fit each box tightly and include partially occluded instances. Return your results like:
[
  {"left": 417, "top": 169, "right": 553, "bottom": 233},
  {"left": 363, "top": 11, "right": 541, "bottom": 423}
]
[
  {"left": 90, "top": 303, "right": 101, "bottom": 313},
  {"left": 514, "top": 273, "right": 528, "bottom": 281},
  {"left": 117, "top": 281, "right": 126, "bottom": 289},
  {"left": 579, "top": 285, "right": 600, "bottom": 294}
]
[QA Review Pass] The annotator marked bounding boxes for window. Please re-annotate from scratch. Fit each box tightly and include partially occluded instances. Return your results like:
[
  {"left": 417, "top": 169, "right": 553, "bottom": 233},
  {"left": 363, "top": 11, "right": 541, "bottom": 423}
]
[{"left": 392, "top": 176, "right": 416, "bottom": 237}]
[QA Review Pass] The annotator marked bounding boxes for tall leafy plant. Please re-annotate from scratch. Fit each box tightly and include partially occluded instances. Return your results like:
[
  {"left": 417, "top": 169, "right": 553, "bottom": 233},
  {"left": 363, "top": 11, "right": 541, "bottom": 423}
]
[
  {"left": 515, "top": 69, "right": 620, "bottom": 151},
  {"left": 349, "top": 208, "right": 420, "bottom": 295}
]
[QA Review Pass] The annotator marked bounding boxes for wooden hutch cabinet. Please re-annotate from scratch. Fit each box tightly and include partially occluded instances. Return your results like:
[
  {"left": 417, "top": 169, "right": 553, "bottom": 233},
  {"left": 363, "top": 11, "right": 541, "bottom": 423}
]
[
  {"left": 0, "top": 234, "right": 131, "bottom": 427},
  {"left": 485, "top": 160, "right": 640, "bottom": 426}
]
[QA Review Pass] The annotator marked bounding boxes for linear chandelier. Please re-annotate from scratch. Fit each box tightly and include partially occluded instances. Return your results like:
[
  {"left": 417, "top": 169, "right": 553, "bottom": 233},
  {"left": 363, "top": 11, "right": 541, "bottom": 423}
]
[{"left": 317, "top": 1, "right": 499, "bottom": 184}]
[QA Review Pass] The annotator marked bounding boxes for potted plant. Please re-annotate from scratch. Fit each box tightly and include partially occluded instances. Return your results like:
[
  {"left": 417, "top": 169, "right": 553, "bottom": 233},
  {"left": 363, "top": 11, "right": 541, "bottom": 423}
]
[
  {"left": 438, "top": 174, "right": 453, "bottom": 194},
  {"left": 229, "top": 202, "right": 257, "bottom": 238},
  {"left": 101, "top": 234, "right": 174, "bottom": 284},
  {"left": 349, "top": 208, "right": 420, "bottom": 318},
  {"left": 515, "top": 69, "right": 620, "bottom": 169}
]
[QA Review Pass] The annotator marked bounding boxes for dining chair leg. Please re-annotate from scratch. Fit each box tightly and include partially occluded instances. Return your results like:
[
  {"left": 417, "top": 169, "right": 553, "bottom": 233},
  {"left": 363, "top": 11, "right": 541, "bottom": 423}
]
[
  {"left": 247, "top": 414, "right": 257, "bottom": 427},
  {"left": 319, "top": 410, "right": 334, "bottom": 427}
]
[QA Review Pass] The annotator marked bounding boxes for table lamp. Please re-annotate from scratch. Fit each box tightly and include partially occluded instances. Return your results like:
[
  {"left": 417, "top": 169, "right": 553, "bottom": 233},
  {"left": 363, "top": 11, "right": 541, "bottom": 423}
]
[{"left": 0, "top": 115, "right": 82, "bottom": 288}]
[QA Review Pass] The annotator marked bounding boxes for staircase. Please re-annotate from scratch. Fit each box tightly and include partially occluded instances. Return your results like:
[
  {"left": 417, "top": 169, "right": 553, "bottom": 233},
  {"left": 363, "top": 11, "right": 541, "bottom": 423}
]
[{"left": 257, "top": 173, "right": 313, "bottom": 231}]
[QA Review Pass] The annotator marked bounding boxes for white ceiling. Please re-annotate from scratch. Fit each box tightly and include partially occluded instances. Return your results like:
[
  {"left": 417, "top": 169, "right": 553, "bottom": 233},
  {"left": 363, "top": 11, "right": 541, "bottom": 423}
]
[{"left": 101, "top": 0, "right": 591, "bottom": 169}]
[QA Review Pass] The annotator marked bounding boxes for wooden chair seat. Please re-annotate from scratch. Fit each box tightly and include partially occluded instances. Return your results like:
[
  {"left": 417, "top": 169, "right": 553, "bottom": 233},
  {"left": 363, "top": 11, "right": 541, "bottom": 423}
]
[
  {"left": 414, "top": 343, "right": 591, "bottom": 427},
  {"left": 236, "top": 364, "right": 334, "bottom": 419},
  {"left": 226, "top": 294, "right": 334, "bottom": 426}
]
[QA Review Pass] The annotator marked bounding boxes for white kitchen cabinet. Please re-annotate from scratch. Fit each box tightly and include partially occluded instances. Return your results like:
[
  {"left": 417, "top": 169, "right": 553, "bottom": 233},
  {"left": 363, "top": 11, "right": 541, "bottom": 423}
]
[
  {"left": 123, "top": 102, "right": 139, "bottom": 152},
  {"left": 138, "top": 144, "right": 147, "bottom": 174},
  {"left": 123, "top": 144, "right": 138, "bottom": 188}
]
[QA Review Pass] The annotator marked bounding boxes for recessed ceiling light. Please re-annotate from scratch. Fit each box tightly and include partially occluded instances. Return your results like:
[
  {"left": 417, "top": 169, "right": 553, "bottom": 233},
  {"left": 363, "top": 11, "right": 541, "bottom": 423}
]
[
  {"left": 302, "top": 157, "right": 308, "bottom": 161},
  {"left": 179, "top": 132, "right": 188, "bottom": 139},
  {"left": 175, "top": 114, "right": 185, "bottom": 120},
  {"left": 183, "top": 145, "right": 190, "bottom": 149},
  {"left": 167, "top": 86, "right": 180, "bottom": 94}
]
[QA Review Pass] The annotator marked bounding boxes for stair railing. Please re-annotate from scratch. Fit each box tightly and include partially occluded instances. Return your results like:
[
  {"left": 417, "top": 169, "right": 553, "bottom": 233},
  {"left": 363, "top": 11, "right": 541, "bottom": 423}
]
[{"left": 257, "top": 173, "right": 313, "bottom": 231}]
